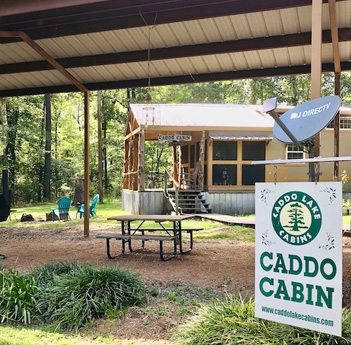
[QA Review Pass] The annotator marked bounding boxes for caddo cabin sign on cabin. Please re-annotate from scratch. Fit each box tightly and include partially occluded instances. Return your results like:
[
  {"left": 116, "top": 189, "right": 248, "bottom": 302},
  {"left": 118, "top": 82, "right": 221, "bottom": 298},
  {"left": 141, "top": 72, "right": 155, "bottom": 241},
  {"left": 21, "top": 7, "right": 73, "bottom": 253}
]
[
  {"left": 255, "top": 182, "right": 342, "bottom": 336},
  {"left": 158, "top": 134, "right": 192, "bottom": 142}
]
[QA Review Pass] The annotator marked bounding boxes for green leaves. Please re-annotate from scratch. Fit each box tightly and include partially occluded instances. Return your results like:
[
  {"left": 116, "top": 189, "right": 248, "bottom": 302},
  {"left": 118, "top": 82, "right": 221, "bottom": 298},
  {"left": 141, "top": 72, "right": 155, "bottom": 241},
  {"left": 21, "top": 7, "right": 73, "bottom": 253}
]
[
  {"left": 175, "top": 295, "right": 351, "bottom": 345},
  {"left": 0, "top": 268, "right": 38, "bottom": 324},
  {"left": 0, "top": 262, "right": 145, "bottom": 330},
  {"left": 36, "top": 264, "right": 145, "bottom": 330}
]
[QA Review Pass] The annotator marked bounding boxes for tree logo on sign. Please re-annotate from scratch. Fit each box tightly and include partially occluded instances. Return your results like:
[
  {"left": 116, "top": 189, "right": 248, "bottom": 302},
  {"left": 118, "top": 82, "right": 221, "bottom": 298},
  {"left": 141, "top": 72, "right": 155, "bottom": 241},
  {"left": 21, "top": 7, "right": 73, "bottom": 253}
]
[{"left": 271, "top": 191, "right": 322, "bottom": 245}]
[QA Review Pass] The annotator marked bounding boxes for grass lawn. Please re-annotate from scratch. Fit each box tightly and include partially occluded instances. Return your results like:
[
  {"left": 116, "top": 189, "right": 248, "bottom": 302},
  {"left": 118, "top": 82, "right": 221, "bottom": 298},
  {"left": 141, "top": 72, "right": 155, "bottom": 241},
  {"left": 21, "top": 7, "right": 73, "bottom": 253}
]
[
  {"left": 2, "top": 198, "right": 350, "bottom": 232},
  {"left": 0, "top": 326, "right": 116, "bottom": 345},
  {"left": 0, "top": 199, "right": 124, "bottom": 229},
  {"left": 0, "top": 199, "right": 232, "bottom": 234}
]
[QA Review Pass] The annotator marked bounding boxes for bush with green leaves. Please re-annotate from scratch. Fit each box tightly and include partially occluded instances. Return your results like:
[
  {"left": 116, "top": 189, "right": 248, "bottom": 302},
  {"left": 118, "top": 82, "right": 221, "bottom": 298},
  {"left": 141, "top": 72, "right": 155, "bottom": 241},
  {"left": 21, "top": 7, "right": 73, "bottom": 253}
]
[
  {"left": 0, "top": 268, "right": 38, "bottom": 324},
  {"left": 30, "top": 261, "right": 82, "bottom": 287},
  {"left": 0, "top": 262, "right": 145, "bottom": 330},
  {"left": 36, "top": 263, "right": 146, "bottom": 330},
  {"left": 175, "top": 295, "right": 351, "bottom": 345}
]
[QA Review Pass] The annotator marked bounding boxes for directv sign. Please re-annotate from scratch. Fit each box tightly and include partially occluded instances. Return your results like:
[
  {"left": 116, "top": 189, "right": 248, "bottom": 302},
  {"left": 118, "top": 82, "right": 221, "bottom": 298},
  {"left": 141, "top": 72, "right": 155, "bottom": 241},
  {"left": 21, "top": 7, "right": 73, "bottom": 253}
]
[
  {"left": 273, "top": 96, "right": 341, "bottom": 144},
  {"left": 158, "top": 134, "right": 192, "bottom": 142}
]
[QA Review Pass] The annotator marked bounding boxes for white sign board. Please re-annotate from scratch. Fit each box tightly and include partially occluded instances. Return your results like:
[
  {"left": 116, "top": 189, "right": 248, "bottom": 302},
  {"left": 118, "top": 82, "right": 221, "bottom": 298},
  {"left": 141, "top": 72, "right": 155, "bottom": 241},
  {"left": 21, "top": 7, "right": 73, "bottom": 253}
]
[
  {"left": 255, "top": 182, "right": 342, "bottom": 336},
  {"left": 158, "top": 134, "right": 192, "bottom": 142}
]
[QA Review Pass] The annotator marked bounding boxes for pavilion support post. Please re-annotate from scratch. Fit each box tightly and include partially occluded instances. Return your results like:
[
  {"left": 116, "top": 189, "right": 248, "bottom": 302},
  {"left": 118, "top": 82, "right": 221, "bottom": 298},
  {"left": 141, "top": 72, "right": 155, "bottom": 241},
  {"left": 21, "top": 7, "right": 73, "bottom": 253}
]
[
  {"left": 97, "top": 90, "right": 103, "bottom": 202},
  {"left": 198, "top": 131, "right": 205, "bottom": 191},
  {"left": 309, "top": 0, "right": 323, "bottom": 182},
  {"left": 334, "top": 72, "right": 341, "bottom": 180},
  {"left": 84, "top": 91, "right": 90, "bottom": 237},
  {"left": 138, "top": 129, "right": 145, "bottom": 191},
  {"left": 0, "top": 30, "right": 91, "bottom": 235},
  {"left": 329, "top": 0, "right": 341, "bottom": 181}
]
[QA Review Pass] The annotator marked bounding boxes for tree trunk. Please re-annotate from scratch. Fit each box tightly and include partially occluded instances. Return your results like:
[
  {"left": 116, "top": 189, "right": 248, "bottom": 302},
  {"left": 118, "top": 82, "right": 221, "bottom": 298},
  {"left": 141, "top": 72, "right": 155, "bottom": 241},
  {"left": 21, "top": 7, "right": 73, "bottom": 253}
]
[{"left": 44, "top": 94, "right": 52, "bottom": 201}]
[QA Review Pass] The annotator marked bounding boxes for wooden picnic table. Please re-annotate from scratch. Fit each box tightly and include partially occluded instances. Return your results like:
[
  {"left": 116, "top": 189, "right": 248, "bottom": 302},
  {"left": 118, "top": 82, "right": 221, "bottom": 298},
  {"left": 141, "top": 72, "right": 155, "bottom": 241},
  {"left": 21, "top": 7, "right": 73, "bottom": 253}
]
[{"left": 97, "top": 214, "right": 202, "bottom": 261}]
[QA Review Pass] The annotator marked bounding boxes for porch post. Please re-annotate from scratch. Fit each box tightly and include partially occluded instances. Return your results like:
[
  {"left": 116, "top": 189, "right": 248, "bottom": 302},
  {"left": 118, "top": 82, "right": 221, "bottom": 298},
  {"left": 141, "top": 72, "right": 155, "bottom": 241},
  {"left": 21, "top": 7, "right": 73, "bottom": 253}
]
[
  {"left": 198, "top": 131, "right": 205, "bottom": 190},
  {"left": 178, "top": 145, "right": 182, "bottom": 188},
  {"left": 138, "top": 129, "right": 145, "bottom": 191}
]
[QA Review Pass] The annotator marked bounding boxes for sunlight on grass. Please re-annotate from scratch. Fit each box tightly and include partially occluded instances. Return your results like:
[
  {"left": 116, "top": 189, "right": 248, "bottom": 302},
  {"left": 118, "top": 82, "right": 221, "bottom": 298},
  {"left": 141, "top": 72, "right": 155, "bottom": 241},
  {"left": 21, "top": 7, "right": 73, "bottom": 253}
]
[
  {"left": 0, "top": 200, "right": 125, "bottom": 229},
  {"left": 0, "top": 326, "right": 116, "bottom": 345},
  {"left": 195, "top": 226, "right": 255, "bottom": 243},
  {"left": 343, "top": 215, "right": 351, "bottom": 228}
]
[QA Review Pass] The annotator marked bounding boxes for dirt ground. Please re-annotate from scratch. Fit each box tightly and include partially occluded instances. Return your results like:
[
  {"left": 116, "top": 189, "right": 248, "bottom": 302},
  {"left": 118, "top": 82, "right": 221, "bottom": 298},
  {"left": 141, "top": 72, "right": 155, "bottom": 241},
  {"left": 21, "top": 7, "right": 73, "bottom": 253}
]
[{"left": 0, "top": 224, "right": 350, "bottom": 344}]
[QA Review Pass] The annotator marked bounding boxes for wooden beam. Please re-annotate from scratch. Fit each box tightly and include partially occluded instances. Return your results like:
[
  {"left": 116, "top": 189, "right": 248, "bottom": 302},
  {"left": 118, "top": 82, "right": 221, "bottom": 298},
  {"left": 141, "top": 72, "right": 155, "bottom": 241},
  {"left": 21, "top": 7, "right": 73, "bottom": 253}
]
[
  {"left": 124, "top": 127, "right": 141, "bottom": 141},
  {"left": 0, "top": 31, "right": 88, "bottom": 93},
  {"left": 3, "top": 28, "right": 351, "bottom": 75},
  {"left": 2, "top": 61, "right": 351, "bottom": 97},
  {"left": 1, "top": 0, "right": 340, "bottom": 43}
]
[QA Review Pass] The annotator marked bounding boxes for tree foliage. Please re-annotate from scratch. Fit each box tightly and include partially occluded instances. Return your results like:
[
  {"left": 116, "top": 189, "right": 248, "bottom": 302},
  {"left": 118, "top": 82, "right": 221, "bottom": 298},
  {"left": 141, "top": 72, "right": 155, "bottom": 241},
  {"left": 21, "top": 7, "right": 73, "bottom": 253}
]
[{"left": 1, "top": 72, "right": 351, "bottom": 203}]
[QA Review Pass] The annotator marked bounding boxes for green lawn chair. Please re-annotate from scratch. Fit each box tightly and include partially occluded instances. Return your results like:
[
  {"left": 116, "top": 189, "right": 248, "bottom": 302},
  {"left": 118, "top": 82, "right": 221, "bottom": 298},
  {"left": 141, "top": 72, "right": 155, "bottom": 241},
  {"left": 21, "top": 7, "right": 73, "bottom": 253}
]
[
  {"left": 76, "top": 194, "right": 99, "bottom": 219},
  {"left": 51, "top": 196, "right": 71, "bottom": 221}
]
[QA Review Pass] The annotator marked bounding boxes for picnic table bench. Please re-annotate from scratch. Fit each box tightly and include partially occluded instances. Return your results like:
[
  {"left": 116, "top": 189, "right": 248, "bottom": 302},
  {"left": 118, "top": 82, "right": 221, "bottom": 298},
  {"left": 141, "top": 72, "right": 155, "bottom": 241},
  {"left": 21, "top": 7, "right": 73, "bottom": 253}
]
[{"left": 97, "top": 215, "right": 203, "bottom": 261}]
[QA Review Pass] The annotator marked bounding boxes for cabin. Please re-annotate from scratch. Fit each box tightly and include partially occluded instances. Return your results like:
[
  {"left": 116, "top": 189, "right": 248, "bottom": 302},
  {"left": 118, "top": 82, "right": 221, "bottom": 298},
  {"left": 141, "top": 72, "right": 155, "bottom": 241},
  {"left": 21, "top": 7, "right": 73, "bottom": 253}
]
[{"left": 122, "top": 103, "right": 351, "bottom": 215}]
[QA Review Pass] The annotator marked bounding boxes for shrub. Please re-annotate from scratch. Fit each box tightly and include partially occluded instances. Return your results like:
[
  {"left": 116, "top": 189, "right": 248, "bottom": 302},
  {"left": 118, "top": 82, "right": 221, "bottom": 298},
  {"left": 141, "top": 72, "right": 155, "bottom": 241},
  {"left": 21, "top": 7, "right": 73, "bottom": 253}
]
[
  {"left": 0, "top": 269, "right": 38, "bottom": 324},
  {"left": 30, "top": 261, "right": 82, "bottom": 287},
  {"left": 36, "top": 264, "right": 145, "bottom": 330},
  {"left": 175, "top": 295, "right": 351, "bottom": 345}
]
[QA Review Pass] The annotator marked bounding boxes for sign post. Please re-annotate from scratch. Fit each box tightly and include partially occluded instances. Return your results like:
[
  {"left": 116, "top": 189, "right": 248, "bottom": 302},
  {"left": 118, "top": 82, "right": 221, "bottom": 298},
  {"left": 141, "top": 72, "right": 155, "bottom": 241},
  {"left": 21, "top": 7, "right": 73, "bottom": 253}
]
[{"left": 255, "top": 182, "right": 342, "bottom": 336}]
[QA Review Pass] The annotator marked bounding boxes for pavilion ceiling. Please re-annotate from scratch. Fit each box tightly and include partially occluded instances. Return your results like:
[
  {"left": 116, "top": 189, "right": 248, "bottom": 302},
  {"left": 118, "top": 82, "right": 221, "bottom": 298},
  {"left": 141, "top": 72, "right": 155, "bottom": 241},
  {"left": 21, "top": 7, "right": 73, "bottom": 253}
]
[{"left": 0, "top": 0, "right": 350, "bottom": 96}]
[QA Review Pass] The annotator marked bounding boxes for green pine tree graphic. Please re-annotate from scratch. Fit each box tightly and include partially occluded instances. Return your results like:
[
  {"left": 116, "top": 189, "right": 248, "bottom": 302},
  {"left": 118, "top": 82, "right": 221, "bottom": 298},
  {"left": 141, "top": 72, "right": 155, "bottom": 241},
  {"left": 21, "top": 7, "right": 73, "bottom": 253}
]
[{"left": 285, "top": 202, "right": 308, "bottom": 232}]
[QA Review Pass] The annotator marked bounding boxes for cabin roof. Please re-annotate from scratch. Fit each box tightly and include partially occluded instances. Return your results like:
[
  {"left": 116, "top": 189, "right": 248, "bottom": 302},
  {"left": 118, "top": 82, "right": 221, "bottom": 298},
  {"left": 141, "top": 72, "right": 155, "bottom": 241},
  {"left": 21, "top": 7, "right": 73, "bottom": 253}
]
[{"left": 129, "top": 103, "right": 274, "bottom": 130}]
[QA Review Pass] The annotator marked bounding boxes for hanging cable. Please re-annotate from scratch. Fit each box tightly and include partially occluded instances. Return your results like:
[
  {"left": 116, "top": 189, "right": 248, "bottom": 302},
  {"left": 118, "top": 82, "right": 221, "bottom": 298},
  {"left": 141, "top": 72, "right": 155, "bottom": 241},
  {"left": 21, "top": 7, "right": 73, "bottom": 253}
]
[{"left": 139, "top": 11, "right": 158, "bottom": 88}]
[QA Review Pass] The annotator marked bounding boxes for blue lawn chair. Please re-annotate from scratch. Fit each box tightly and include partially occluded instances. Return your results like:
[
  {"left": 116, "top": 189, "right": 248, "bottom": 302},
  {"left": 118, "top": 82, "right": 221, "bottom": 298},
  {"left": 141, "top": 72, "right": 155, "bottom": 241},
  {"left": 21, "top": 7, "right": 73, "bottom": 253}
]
[
  {"left": 51, "top": 196, "right": 71, "bottom": 221},
  {"left": 76, "top": 194, "right": 99, "bottom": 218}
]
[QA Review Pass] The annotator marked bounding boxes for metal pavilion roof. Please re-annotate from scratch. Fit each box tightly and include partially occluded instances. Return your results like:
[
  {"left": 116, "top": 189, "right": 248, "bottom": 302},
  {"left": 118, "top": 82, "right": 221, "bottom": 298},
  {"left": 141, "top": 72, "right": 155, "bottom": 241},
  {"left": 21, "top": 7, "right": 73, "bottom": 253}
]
[{"left": 0, "top": 0, "right": 350, "bottom": 97}]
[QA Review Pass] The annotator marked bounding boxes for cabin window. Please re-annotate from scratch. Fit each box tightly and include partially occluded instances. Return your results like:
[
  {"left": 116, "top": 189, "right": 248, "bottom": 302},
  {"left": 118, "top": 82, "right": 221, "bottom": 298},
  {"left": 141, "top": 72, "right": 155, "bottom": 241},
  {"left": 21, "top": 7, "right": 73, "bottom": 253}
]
[
  {"left": 326, "top": 116, "right": 351, "bottom": 129},
  {"left": 213, "top": 141, "right": 237, "bottom": 160},
  {"left": 212, "top": 164, "right": 237, "bottom": 185},
  {"left": 286, "top": 144, "right": 304, "bottom": 160},
  {"left": 341, "top": 117, "right": 351, "bottom": 129},
  {"left": 211, "top": 140, "right": 266, "bottom": 187},
  {"left": 181, "top": 145, "right": 189, "bottom": 164},
  {"left": 242, "top": 141, "right": 265, "bottom": 160},
  {"left": 242, "top": 165, "right": 265, "bottom": 185}
]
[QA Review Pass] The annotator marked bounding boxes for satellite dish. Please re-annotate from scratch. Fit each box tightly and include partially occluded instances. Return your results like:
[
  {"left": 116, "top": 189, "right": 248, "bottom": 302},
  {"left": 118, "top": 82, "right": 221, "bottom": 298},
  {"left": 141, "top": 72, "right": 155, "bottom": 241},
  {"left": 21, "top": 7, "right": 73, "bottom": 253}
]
[{"left": 273, "top": 96, "right": 341, "bottom": 144}]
